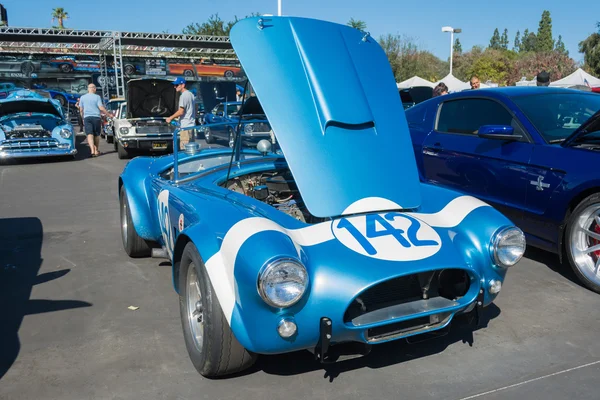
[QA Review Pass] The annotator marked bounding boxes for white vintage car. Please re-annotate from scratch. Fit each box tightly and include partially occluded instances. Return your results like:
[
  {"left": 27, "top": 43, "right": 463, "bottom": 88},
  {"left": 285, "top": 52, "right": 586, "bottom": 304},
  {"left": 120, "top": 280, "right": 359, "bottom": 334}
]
[{"left": 112, "top": 78, "right": 176, "bottom": 159}]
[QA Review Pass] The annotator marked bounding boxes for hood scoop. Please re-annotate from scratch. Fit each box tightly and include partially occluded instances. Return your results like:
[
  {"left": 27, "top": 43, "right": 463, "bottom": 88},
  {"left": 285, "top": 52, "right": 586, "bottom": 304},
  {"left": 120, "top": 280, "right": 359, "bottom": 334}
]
[{"left": 230, "top": 17, "right": 422, "bottom": 218}]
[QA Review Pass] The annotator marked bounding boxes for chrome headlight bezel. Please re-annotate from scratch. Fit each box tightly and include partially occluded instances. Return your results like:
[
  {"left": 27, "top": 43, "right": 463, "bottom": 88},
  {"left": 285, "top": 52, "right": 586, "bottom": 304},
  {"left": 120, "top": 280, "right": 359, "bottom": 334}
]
[
  {"left": 119, "top": 127, "right": 130, "bottom": 135},
  {"left": 59, "top": 128, "right": 72, "bottom": 139},
  {"left": 257, "top": 257, "right": 309, "bottom": 308},
  {"left": 491, "top": 226, "right": 526, "bottom": 268},
  {"left": 244, "top": 123, "right": 254, "bottom": 133}
]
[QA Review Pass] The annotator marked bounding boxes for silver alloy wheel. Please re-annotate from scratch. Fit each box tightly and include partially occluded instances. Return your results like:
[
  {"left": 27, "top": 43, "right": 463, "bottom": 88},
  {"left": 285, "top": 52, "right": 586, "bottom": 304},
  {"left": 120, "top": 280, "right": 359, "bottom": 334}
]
[
  {"left": 186, "top": 263, "right": 204, "bottom": 352},
  {"left": 228, "top": 129, "right": 235, "bottom": 148},
  {"left": 204, "top": 127, "right": 211, "bottom": 141},
  {"left": 121, "top": 195, "right": 128, "bottom": 248},
  {"left": 569, "top": 203, "right": 600, "bottom": 286}
]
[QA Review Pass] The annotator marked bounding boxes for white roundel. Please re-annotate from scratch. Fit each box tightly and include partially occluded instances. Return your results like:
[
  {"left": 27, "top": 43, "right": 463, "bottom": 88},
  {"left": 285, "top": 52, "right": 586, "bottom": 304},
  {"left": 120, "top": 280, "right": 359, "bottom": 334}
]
[
  {"left": 157, "top": 190, "right": 174, "bottom": 259},
  {"left": 331, "top": 211, "right": 442, "bottom": 261}
]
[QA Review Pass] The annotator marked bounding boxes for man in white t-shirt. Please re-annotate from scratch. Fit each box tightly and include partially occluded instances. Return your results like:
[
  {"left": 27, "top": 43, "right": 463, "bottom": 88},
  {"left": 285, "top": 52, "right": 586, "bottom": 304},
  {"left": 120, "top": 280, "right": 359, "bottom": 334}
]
[{"left": 166, "top": 77, "right": 197, "bottom": 149}]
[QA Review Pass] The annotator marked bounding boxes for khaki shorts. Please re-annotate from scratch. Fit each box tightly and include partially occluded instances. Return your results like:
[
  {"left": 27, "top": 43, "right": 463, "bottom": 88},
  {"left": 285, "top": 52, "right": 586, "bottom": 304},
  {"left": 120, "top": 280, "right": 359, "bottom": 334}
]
[{"left": 179, "top": 129, "right": 195, "bottom": 150}]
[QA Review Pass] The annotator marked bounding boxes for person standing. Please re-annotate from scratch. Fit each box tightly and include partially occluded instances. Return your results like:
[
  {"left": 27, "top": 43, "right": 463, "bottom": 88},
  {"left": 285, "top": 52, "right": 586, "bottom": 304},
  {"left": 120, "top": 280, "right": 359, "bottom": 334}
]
[
  {"left": 79, "top": 84, "right": 112, "bottom": 157},
  {"left": 74, "top": 98, "right": 84, "bottom": 132},
  {"left": 469, "top": 75, "right": 481, "bottom": 89},
  {"left": 166, "top": 77, "right": 197, "bottom": 150},
  {"left": 536, "top": 70, "right": 550, "bottom": 86}
]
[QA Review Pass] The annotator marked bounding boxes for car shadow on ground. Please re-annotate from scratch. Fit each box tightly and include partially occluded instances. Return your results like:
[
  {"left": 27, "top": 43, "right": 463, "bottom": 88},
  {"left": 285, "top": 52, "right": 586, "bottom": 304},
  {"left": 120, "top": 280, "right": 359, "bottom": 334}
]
[
  {"left": 236, "top": 304, "right": 501, "bottom": 382},
  {"left": 0, "top": 217, "right": 92, "bottom": 381},
  {"left": 523, "top": 247, "right": 584, "bottom": 289}
]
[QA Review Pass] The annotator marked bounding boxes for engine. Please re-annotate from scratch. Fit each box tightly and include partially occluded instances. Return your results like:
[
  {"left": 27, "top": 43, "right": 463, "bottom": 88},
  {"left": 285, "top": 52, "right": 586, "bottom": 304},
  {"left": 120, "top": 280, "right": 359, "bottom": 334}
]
[
  {"left": 224, "top": 170, "right": 324, "bottom": 223},
  {"left": 2, "top": 124, "right": 52, "bottom": 139}
]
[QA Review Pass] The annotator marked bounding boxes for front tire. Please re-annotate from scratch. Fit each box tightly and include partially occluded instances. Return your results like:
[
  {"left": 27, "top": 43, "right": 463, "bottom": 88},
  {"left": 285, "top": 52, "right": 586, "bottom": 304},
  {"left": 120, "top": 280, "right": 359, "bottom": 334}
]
[
  {"left": 565, "top": 193, "right": 600, "bottom": 293},
  {"left": 204, "top": 127, "right": 215, "bottom": 144},
  {"left": 120, "top": 186, "right": 151, "bottom": 258},
  {"left": 117, "top": 141, "right": 130, "bottom": 159},
  {"left": 178, "top": 242, "right": 256, "bottom": 377}
]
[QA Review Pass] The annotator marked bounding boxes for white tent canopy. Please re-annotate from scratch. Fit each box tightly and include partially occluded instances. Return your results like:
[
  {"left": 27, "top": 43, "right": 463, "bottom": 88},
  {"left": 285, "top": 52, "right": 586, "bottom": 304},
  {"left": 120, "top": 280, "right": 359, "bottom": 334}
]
[
  {"left": 434, "top": 73, "right": 490, "bottom": 92},
  {"left": 550, "top": 68, "right": 600, "bottom": 88},
  {"left": 397, "top": 76, "right": 435, "bottom": 88}
]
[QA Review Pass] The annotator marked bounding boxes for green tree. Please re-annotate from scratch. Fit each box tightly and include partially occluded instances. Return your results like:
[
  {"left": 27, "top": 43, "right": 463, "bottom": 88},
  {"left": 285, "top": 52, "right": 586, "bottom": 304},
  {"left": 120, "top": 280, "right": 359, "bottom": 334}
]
[
  {"left": 454, "top": 38, "right": 463, "bottom": 54},
  {"left": 378, "top": 34, "right": 446, "bottom": 82},
  {"left": 51, "top": 7, "right": 69, "bottom": 29},
  {"left": 509, "top": 50, "right": 576, "bottom": 84},
  {"left": 579, "top": 22, "right": 600, "bottom": 76},
  {"left": 183, "top": 13, "right": 261, "bottom": 36},
  {"left": 489, "top": 28, "right": 501, "bottom": 49},
  {"left": 501, "top": 29, "right": 509, "bottom": 50},
  {"left": 514, "top": 30, "right": 521, "bottom": 52},
  {"left": 521, "top": 29, "right": 537, "bottom": 52},
  {"left": 536, "top": 10, "right": 554, "bottom": 52},
  {"left": 555, "top": 35, "right": 568, "bottom": 56},
  {"left": 347, "top": 18, "right": 367, "bottom": 31}
]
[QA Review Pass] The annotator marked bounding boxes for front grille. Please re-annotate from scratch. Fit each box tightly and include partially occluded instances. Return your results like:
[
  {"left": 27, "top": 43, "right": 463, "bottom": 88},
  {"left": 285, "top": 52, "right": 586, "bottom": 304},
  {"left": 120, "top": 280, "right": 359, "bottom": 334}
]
[
  {"left": 137, "top": 126, "right": 173, "bottom": 134},
  {"left": 1, "top": 139, "right": 59, "bottom": 151},
  {"left": 344, "top": 269, "right": 470, "bottom": 323}
]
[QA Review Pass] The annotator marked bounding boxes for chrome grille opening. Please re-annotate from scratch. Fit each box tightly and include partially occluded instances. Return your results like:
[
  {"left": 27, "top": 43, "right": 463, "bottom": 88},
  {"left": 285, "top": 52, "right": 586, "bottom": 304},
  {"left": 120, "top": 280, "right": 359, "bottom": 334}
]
[{"left": 344, "top": 269, "right": 470, "bottom": 324}]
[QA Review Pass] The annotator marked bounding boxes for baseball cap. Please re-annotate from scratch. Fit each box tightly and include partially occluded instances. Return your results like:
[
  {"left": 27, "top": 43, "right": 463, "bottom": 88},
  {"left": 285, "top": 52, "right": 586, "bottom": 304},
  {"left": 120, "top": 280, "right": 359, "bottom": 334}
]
[
  {"left": 536, "top": 70, "right": 550, "bottom": 84},
  {"left": 172, "top": 77, "right": 187, "bottom": 85}
]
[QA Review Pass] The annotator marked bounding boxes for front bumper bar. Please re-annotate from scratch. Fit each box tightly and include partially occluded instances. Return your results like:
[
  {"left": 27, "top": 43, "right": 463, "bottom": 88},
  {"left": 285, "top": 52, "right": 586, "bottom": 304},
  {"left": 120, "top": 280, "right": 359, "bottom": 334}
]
[
  {"left": 0, "top": 148, "right": 77, "bottom": 159},
  {"left": 118, "top": 136, "right": 173, "bottom": 151}
]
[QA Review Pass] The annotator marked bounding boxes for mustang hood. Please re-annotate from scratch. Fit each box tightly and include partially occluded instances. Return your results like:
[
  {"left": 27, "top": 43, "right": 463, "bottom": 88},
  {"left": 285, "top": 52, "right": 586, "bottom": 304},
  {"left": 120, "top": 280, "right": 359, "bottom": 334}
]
[
  {"left": 127, "top": 78, "right": 177, "bottom": 119},
  {"left": 563, "top": 109, "right": 600, "bottom": 147},
  {"left": 0, "top": 99, "right": 62, "bottom": 119},
  {"left": 230, "top": 17, "right": 422, "bottom": 218}
]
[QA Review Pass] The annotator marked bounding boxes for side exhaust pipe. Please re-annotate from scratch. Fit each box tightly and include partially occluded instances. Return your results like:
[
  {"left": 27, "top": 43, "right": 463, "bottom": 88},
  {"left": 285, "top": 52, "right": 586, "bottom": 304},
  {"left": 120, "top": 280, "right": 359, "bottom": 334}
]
[{"left": 151, "top": 247, "right": 169, "bottom": 259}]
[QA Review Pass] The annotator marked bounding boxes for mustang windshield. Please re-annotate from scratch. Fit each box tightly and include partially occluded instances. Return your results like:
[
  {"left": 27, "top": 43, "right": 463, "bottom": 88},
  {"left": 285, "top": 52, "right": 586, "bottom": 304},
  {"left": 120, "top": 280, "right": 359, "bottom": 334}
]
[{"left": 512, "top": 93, "right": 600, "bottom": 143}]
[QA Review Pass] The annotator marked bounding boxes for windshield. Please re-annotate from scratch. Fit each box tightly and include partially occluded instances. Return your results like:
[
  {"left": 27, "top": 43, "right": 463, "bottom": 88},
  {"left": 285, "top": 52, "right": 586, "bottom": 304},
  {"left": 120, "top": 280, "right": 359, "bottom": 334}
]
[
  {"left": 512, "top": 93, "right": 600, "bottom": 143},
  {"left": 160, "top": 153, "right": 263, "bottom": 180}
]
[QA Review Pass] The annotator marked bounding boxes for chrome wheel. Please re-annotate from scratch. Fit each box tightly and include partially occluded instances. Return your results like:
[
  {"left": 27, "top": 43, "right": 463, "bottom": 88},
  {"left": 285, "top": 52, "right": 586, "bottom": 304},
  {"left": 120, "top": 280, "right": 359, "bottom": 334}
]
[
  {"left": 569, "top": 204, "right": 600, "bottom": 286},
  {"left": 186, "top": 263, "right": 204, "bottom": 352},
  {"left": 228, "top": 129, "right": 235, "bottom": 148},
  {"left": 204, "top": 127, "right": 211, "bottom": 141},
  {"left": 120, "top": 195, "right": 128, "bottom": 248}
]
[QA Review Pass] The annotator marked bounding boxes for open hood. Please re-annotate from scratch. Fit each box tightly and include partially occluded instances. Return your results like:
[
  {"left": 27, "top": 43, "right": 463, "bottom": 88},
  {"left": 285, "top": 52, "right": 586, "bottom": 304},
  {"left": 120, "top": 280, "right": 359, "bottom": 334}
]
[
  {"left": 562, "top": 109, "right": 600, "bottom": 147},
  {"left": 0, "top": 98, "right": 63, "bottom": 119},
  {"left": 230, "top": 17, "right": 422, "bottom": 218},
  {"left": 126, "top": 78, "right": 177, "bottom": 119}
]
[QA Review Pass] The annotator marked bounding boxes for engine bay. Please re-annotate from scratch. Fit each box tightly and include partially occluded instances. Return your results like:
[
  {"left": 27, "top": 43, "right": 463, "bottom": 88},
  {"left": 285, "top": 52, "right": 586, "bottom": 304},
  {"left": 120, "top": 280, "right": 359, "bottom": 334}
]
[
  {"left": 1, "top": 115, "right": 62, "bottom": 139},
  {"left": 223, "top": 169, "right": 326, "bottom": 224}
]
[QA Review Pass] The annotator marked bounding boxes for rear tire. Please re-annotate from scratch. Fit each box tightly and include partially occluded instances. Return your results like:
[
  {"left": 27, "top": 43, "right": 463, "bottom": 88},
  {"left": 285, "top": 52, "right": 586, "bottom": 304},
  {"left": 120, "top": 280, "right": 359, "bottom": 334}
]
[
  {"left": 565, "top": 193, "right": 600, "bottom": 294},
  {"left": 120, "top": 186, "right": 151, "bottom": 258},
  {"left": 178, "top": 242, "right": 257, "bottom": 377},
  {"left": 117, "top": 141, "right": 130, "bottom": 159},
  {"left": 106, "top": 135, "right": 114, "bottom": 144}
]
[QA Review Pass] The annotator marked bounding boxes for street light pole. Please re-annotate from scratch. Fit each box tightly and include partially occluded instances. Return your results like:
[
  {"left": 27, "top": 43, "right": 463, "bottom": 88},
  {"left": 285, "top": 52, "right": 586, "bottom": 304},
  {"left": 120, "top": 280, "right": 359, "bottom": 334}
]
[
  {"left": 442, "top": 26, "right": 461, "bottom": 76},
  {"left": 278, "top": 0, "right": 282, "bottom": 16}
]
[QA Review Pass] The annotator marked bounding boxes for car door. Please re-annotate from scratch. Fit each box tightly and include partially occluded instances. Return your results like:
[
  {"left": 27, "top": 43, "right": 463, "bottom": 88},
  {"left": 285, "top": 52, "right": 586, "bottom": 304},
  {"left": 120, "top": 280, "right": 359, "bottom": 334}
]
[{"left": 421, "top": 97, "right": 533, "bottom": 224}]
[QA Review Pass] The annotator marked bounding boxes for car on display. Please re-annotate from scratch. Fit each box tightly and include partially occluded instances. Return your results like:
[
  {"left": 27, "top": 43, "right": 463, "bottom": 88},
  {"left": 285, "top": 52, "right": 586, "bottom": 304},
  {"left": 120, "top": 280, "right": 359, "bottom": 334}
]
[
  {"left": 34, "top": 86, "right": 81, "bottom": 107},
  {"left": 0, "top": 82, "right": 26, "bottom": 99},
  {"left": 44, "top": 56, "right": 115, "bottom": 73},
  {"left": 0, "top": 90, "right": 76, "bottom": 161},
  {"left": 406, "top": 87, "right": 600, "bottom": 293},
  {"left": 118, "top": 16, "right": 526, "bottom": 377},
  {"left": 168, "top": 58, "right": 242, "bottom": 78},
  {"left": 112, "top": 78, "right": 176, "bottom": 159},
  {"left": 102, "top": 97, "right": 126, "bottom": 143},
  {"left": 201, "top": 99, "right": 273, "bottom": 148}
]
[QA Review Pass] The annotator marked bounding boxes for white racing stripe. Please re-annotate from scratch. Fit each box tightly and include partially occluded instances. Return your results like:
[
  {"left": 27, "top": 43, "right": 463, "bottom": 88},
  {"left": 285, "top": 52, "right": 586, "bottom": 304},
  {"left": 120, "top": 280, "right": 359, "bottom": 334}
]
[{"left": 203, "top": 195, "right": 490, "bottom": 323}]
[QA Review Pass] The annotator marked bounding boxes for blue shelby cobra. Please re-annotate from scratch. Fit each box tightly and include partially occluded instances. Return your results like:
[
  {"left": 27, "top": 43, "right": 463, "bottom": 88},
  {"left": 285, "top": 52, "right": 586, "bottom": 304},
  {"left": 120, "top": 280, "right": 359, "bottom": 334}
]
[
  {"left": 406, "top": 87, "right": 600, "bottom": 294},
  {"left": 119, "top": 17, "right": 526, "bottom": 377},
  {"left": 0, "top": 90, "right": 77, "bottom": 161}
]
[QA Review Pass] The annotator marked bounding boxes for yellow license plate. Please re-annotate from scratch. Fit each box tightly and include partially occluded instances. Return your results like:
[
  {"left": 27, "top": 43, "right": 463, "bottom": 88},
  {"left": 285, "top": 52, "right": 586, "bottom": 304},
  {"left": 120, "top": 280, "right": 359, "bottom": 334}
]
[{"left": 152, "top": 142, "right": 167, "bottom": 149}]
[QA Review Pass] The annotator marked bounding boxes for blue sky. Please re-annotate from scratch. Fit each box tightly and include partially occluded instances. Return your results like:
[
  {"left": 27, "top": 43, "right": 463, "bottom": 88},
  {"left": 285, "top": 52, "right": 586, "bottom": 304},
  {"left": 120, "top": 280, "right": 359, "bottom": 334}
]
[{"left": 3, "top": 0, "right": 597, "bottom": 62}]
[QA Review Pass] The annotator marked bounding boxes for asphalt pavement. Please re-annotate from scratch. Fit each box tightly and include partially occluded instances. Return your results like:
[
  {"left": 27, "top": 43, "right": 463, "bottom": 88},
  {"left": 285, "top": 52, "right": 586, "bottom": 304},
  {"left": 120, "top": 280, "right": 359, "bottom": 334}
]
[{"left": 1, "top": 134, "right": 600, "bottom": 400}]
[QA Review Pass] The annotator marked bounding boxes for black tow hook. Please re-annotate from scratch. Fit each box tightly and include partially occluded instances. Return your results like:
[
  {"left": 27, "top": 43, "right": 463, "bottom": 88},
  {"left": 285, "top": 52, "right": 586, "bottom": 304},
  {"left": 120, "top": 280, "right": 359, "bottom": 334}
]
[{"left": 314, "top": 317, "right": 332, "bottom": 363}]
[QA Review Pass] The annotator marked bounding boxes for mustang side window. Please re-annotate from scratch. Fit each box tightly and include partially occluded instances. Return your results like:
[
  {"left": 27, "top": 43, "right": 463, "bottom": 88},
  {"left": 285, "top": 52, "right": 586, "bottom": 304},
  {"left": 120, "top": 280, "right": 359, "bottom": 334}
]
[{"left": 437, "top": 98, "right": 523, "bottom": 136}]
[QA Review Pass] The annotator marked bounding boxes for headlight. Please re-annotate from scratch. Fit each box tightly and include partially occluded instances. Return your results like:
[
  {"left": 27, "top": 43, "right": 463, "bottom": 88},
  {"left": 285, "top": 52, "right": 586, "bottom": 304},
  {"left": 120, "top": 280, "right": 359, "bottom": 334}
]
[
  {"left": 491, "top": 227, "right": 525, "bottom": 267},
  {"left": 258, "top": 258, "right": 308, "bottom": 308},
  {"left": 120, "top": 127, "right": 129, "bottom": 135},
  {"left": 60, "top": 128, "right": 72, "bottom": 139}
]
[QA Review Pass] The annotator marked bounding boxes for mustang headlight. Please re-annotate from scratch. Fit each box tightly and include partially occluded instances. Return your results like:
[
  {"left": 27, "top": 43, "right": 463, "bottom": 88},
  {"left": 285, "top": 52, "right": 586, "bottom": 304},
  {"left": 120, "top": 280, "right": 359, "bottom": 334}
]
[
  {"left": 258, "top": 258, "right": 308, "bottom": 308},
  {"left": 120, "top": 127, "right": 130, "bottom": 135},
  {"left": 491, "top": 227, "right": 526, "bottom": 267},
  {"left": 60, "top": 128, "right": 72, "bottom": 139}
]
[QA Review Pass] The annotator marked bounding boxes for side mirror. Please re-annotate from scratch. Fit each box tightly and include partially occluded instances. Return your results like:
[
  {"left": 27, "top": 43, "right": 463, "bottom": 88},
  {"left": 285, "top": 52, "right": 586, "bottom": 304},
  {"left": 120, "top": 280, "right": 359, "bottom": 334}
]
[{"left": 478, "top": 125, "right": 522, "bottom": 140}]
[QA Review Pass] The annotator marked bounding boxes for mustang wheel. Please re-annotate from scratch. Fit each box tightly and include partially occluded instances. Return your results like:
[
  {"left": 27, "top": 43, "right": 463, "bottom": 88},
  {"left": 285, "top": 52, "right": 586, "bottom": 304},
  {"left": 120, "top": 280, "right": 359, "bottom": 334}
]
[
  {"left": 178, "top": 242, "right": 256, "bottom": 377},
  {"left": 566, "top": 193, "right": 600, "bottom": 293},
  {"left": 55, "top": 95, "right": 67, "bottom": 107},
  {"left": 184, "top": 70, "right": 194, "bottom": 77},
  {"left": 117, "top": 141, "right": 130, "bottom": 159},
  {"left": 60, "top": 63, "right": 73, "bottom": 73},
  {"left": 204, "top": 127, "right": 215, "bottom": 144},
  {"left": 120, "top": 186, "right": 151, "bottom": 258},
  {"left": 224, "top": 70, "right": 234, "bottom": 78}
]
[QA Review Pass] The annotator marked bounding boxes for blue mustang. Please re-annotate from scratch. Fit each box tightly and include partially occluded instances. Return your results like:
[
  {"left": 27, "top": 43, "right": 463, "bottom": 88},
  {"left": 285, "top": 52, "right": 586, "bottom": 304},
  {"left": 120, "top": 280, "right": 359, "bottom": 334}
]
[
  {"left": 118, "top": 17, "right": 525, "bottom": 377},
  {"left": 406, "top": 87, "right": 600, "bottom": 293}
]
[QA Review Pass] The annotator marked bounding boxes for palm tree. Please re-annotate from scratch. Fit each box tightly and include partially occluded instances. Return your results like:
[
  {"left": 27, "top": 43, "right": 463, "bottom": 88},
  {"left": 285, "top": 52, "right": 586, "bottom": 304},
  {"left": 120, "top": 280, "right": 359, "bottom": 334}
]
[
  {"left": 51, "top": 8, "right": 69, "bottom": 29},
  {"left": 347, "top": 18, "right": 367, "bottom": 32}
]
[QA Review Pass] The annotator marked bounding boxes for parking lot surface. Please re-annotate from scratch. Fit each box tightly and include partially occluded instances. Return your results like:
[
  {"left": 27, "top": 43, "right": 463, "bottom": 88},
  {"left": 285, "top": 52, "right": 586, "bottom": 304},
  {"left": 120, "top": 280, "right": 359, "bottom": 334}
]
[{"left": 1, "top": 135, "right": 600, "bottom": 400}]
